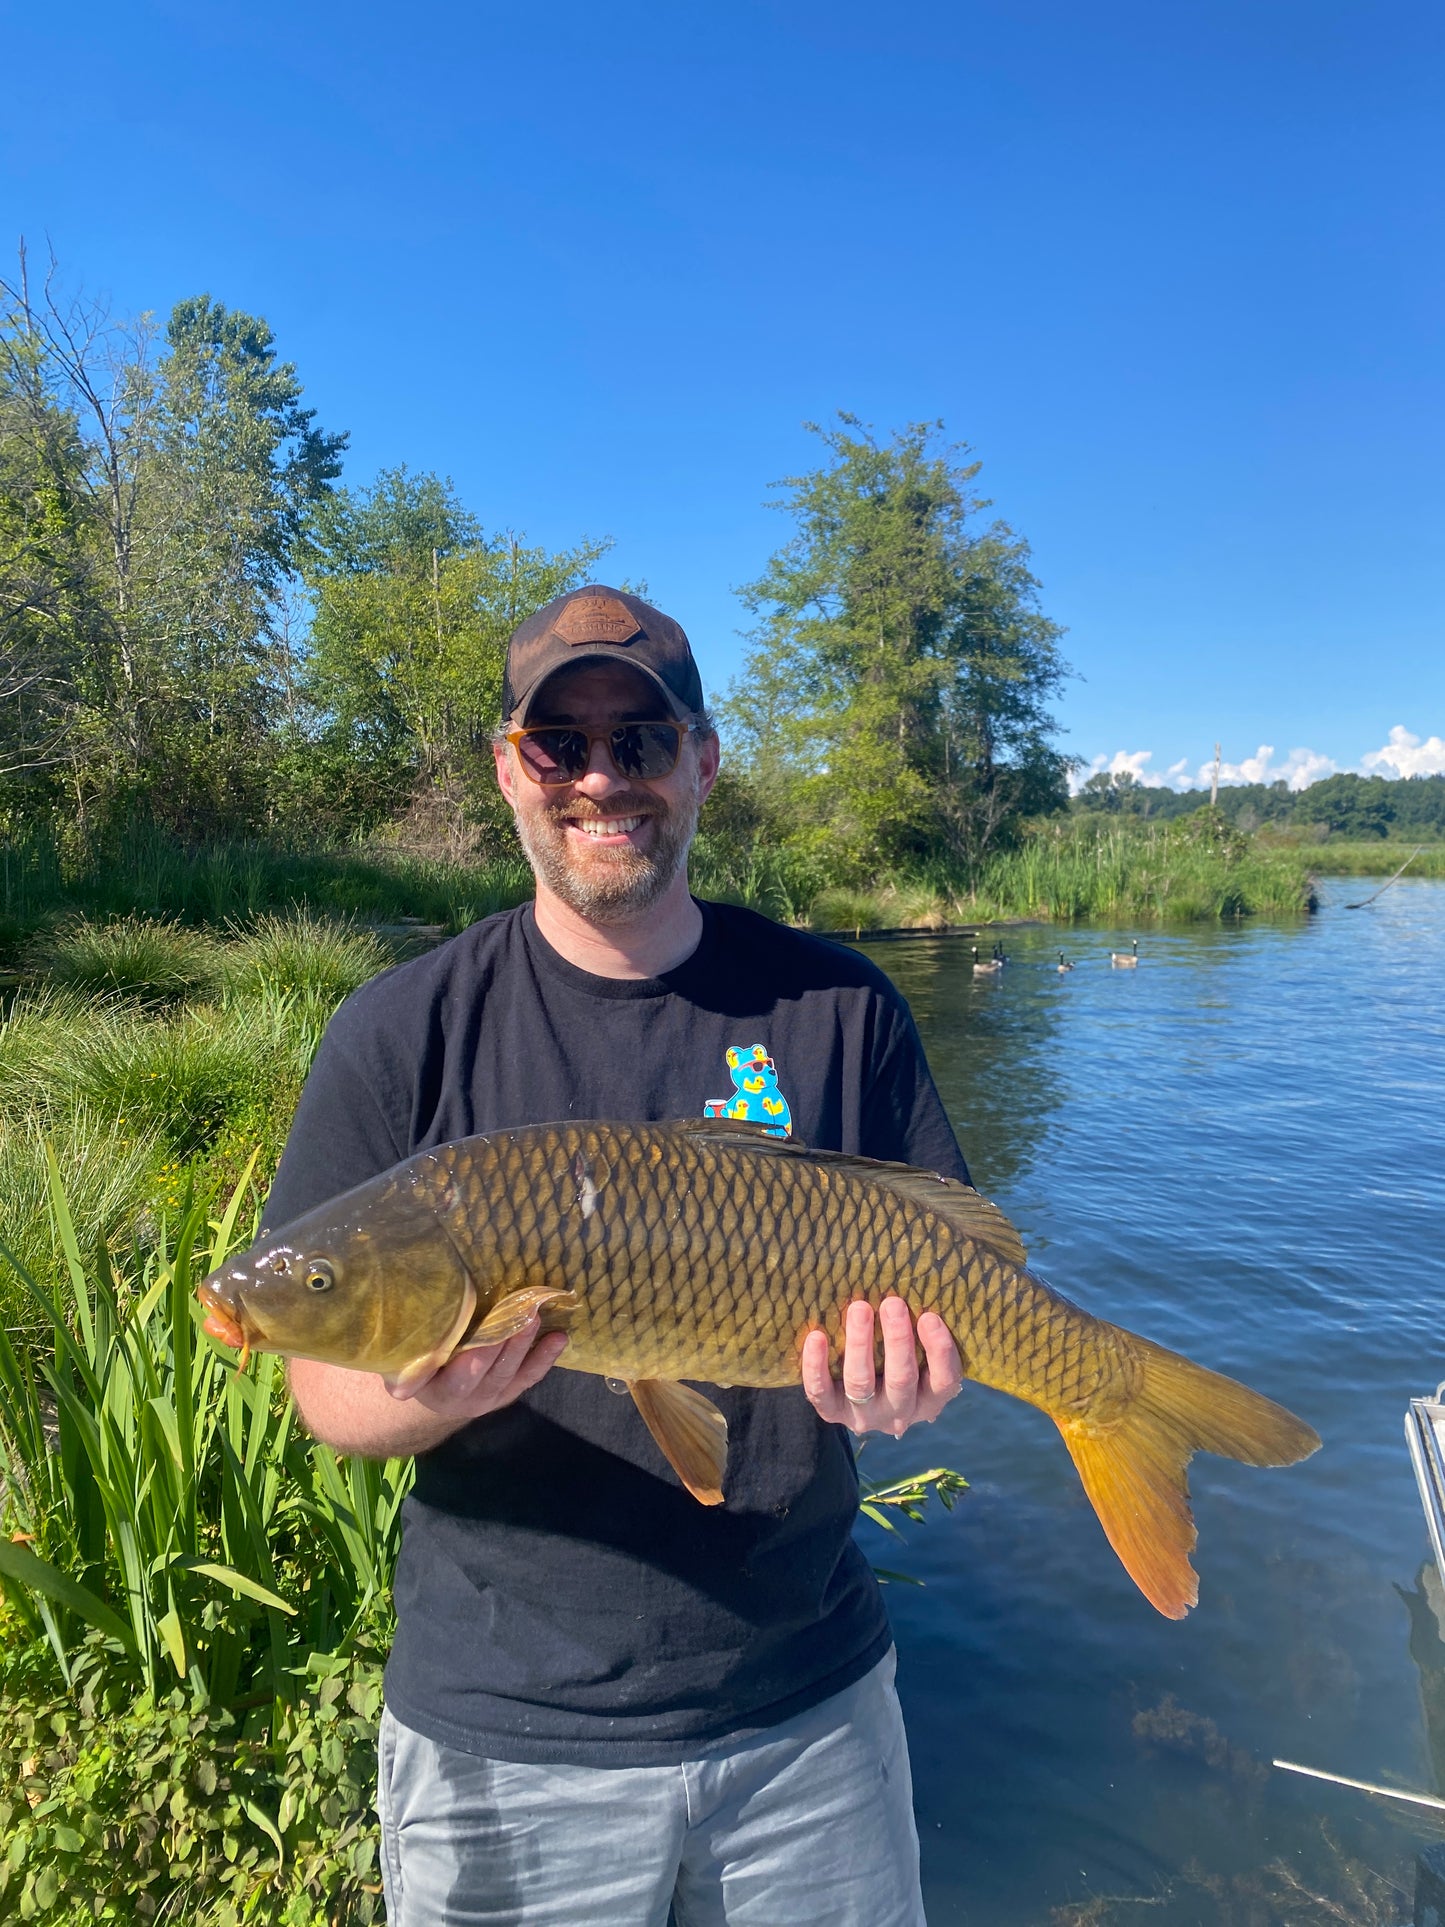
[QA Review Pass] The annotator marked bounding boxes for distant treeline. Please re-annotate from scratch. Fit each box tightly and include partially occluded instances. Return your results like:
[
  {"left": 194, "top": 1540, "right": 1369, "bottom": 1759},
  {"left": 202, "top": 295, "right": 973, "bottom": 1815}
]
[
  {"left": 1074, "top": 769, "right": 1445, "bottom": 839},
  {"left": 2, "top": 253, "right": 1074, "bottom": 885}
]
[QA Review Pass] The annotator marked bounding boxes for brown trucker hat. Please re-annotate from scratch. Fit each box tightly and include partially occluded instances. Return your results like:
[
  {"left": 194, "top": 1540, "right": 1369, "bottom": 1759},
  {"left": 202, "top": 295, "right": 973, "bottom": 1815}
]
[{"left": 501, "top": 585, "right": 705, "bottom": 724}]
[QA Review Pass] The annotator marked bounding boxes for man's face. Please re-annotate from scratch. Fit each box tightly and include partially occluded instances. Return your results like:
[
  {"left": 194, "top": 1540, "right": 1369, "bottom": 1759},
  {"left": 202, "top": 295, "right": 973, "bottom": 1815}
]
[{"left": 493, "top": 661, "right": 720, "bottom": 926}]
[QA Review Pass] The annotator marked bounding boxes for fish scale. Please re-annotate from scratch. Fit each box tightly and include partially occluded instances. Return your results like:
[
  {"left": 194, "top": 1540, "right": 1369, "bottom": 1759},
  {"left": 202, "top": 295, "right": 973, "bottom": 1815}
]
[{"left": 198, "top": 1116, "right": 1320, "bottom": 1618}]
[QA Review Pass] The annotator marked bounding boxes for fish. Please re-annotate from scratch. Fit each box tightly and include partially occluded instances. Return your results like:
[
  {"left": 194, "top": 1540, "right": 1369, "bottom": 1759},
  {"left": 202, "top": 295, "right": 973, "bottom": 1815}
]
[{"left": 197, "top": 1117, "right": 1320, "bottom": 1618}]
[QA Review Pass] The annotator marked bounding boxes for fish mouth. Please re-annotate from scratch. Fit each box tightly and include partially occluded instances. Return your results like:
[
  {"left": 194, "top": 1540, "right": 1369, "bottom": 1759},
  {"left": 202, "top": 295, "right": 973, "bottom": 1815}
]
[{"left": 196, "top": 1279, "right": 249, "bottom": 1360}]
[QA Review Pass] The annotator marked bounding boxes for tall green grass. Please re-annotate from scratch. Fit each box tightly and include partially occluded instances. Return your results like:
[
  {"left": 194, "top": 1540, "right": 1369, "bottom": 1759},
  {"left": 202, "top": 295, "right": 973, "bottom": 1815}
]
[
  {"left": 0, "top": 820, "right": 533, "bottom": 952},
  {"left": 0, "top": 1163, "right": 406, "bottom": 1922},
  {"left": 0, "top": 926, "right": 378, "bottom": 1323},
  {"left": 968, "top": 825, "right": 1316, "bottom": 922}
]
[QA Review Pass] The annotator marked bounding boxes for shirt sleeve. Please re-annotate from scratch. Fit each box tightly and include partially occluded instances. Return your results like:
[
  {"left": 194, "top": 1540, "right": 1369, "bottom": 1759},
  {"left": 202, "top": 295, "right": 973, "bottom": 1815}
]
[
  {"left": 260, "top": 996, "right": 407, "bottom": 1232},
  {"left": 861, "top": 994, "right": 971, "bottom": 1183}
]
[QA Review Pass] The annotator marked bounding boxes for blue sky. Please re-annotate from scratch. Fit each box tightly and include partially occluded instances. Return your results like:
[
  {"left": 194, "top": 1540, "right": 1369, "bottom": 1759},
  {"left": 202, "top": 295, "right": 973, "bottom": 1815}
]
[{"left": 4, "top": 0, "right": 1441, "bottom": 788}]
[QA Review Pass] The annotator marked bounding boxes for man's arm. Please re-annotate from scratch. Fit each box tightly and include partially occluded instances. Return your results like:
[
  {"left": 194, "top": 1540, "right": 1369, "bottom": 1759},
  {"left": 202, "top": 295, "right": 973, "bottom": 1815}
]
[{"left": 289, "top": 1316, "right": 569, "bottom": 1459}]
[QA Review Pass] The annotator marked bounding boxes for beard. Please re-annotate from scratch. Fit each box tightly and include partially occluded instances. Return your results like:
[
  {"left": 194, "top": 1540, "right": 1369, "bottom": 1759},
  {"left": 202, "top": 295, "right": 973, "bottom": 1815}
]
[{"left": 512, "top": 771, "right": 703, "bottom": 926}]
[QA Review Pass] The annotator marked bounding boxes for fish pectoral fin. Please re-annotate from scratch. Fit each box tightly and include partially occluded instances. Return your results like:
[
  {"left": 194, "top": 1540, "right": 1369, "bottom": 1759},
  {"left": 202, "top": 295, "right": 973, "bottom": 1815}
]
[
  {"left": 378, "top": 1276, "right": 480, "bottom": 1398},
  {"left": 382, "top": 1352, "right": 454, "bottom": 1398},
  {"left": 460, "top": 1286, "right": 579, "bottom": 1349},
  {"left": 628, "top": 1379, "right": 729, "bottom": 1506},
  {"left": 376, "top": 1276, "right": 482, "bottom": 1398}
]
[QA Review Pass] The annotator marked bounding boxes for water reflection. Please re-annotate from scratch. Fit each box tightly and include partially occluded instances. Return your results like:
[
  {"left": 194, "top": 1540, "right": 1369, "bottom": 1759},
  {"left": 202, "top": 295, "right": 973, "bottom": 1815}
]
[
  {"left": 858, "top": 935, "right": 1067, "bottom": 1199},
  {"left": 853, "top": 885, "right": 1445, "bottom": 1925},
  {"left": 1400, "top": 1563, "right": 1445, "bottom": 1797}
]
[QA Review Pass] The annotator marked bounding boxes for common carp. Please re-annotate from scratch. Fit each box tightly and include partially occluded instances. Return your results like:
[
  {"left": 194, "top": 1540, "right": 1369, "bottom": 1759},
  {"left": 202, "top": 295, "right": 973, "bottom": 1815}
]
[{"left": 197, "top": 1118, "right": 1319, "bottom": 1618}]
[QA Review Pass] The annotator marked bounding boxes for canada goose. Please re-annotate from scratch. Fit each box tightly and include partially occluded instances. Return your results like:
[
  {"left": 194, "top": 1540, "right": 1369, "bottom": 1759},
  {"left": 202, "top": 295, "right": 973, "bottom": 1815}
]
[
  {"left": 972, "top": 945, "right": 1003, "bottom": 976},
  {"left": 1057, "top": 952, "right": 1074, "bottom": 972},
  {"left": 1110, "top": 939, "right": 1139, "bottom": 968},
  {"left": 992, "top": 940, "right": 1009, "bottom": 964}
]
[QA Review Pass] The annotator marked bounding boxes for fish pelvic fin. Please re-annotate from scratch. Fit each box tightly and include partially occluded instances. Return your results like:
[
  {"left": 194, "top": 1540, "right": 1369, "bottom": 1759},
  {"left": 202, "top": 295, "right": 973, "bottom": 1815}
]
[
  {"left": 460, "top": 1285, "right": 579, "bottom": 1348},
  {"left": 628, "top": 1379, "right": 729, "bottom": 1506},
  {"left": 1055, "top": 1334, "right": 1320, "bottom": 1620}
]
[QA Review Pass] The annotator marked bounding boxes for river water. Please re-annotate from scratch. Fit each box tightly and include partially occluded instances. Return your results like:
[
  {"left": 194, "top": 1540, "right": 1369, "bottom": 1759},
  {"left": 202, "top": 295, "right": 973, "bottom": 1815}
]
[{"left": 854, "top": 879, "right": 1445, "bottom": 1926}]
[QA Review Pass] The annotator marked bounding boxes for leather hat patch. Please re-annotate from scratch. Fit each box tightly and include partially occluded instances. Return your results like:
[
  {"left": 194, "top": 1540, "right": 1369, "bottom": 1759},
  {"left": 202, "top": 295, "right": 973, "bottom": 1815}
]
[{"left": 552, "top": 594, "right": 642, "bottom": 647}]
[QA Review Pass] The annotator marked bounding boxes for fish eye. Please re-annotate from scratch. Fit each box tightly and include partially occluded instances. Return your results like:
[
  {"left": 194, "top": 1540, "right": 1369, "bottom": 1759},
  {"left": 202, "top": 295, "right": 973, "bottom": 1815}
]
[{"left": 305, "top": 1261, "right": 336, "bottom": 1292}]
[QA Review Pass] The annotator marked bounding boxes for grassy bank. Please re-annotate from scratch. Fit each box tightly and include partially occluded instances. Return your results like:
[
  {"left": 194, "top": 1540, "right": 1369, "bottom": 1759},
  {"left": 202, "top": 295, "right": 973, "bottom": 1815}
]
[
  {"left": 0, "top": 823, "right": 533, "bottom": 959},
  {"left": 800, "top": 824, "right": 1318, "bottom": 931},
  {"left": 0, "top": 914, "right": 393, "bottom": 1321},
  {"left": 0, "top": 817, "right": 1329, "bottom": 969},
  {"left": 1293, "top": 840, "right": 1445, "bottom": 878}
]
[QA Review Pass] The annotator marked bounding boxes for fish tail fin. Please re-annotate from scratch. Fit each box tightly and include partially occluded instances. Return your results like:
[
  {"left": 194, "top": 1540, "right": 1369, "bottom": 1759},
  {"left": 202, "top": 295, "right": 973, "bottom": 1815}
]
[{"left": 1055, "top": 1334, "right": 1320, "bottom": 1619}]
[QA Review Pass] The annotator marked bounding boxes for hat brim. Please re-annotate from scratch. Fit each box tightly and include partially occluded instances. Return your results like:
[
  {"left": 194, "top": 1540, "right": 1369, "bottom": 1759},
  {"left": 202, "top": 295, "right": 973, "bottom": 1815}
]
[{"left": 511, "top": 652, "right": 692, "bottom": 726}]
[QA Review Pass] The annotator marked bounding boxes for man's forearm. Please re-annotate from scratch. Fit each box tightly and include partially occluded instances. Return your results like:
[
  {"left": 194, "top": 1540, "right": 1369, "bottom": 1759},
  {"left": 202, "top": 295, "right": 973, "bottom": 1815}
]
[
  {"left": 288, "top": 1357, "right": 470, "bottom": 1458},
  {"left": 287, "top": 1322, "right": 569, "bottom": 1459}
]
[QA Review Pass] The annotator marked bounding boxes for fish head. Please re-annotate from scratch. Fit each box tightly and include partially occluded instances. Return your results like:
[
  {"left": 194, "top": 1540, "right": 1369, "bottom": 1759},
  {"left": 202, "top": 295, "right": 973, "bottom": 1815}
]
[{"left": 197, "top": 1164, "right": 474, "bottom": 1374}]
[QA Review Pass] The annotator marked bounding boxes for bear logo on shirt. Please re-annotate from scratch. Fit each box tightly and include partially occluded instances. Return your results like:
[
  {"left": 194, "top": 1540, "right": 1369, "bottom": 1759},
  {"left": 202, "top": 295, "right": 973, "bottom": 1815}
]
[{"left": 704, "top": 1044, "right": 793, "bottom": 1139}]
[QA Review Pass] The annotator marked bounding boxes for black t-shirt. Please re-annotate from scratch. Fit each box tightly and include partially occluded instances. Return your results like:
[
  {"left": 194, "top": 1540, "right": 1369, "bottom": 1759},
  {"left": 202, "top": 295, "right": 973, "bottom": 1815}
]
[{"left": 265, "top": 898, "right": 967, "bottom": 1765}]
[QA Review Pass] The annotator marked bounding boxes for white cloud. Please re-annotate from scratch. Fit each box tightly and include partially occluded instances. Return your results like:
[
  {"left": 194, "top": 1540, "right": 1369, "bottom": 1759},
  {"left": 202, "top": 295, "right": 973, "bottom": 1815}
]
[
  {"left": 1194, "top": 744, "right": 1337, "bottom": 792},
  {"left": 1074, "top": 726, "right": 1444, "bottom": 797},
  {"left": 1361, "top": 725, "right": 1445, "bottom": 779},
  {"left": 1069, "top": 749, "right": 1173, "bottom": 793}
]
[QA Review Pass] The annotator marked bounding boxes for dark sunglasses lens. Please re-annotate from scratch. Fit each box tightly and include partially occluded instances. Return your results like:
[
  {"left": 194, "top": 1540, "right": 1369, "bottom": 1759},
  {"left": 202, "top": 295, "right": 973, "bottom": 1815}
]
[
  {"left": 610, "top": 724, "right": 681, "bottom": 778},
  {"left": 518, "top": 729, "right": 589, "bottom": 783}
]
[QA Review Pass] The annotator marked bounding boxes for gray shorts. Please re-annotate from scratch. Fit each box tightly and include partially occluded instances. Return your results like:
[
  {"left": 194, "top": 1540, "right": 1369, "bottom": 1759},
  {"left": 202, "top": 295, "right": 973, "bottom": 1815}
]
[{"left": 378, "top": 1648, "right": 925, "bottom": 1926}]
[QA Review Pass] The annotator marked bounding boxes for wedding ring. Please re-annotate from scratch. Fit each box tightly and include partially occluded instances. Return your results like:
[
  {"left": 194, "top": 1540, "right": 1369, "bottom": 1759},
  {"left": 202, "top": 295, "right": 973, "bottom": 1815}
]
[{"left": 845, "top": 1387, "right": 877, "bottom": 1405}]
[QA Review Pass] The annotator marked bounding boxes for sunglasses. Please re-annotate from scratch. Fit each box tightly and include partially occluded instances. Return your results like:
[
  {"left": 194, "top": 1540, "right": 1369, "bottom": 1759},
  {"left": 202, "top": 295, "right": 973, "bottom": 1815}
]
[{"left": 505, "top": 721, "right": 699, "bottom": 786}]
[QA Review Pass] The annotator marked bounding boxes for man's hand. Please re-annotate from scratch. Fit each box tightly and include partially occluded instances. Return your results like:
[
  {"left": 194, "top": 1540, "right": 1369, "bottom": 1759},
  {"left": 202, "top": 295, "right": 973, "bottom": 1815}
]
[
  {"left": 800, "top": 1297, "right": 962, "bottom": 1437},
  {"left": 388, "top": 1316, "right": 568, "bottom": 1415},
  {"left": 289, "top": 1317, "right": 567, "bottom": 1459}
]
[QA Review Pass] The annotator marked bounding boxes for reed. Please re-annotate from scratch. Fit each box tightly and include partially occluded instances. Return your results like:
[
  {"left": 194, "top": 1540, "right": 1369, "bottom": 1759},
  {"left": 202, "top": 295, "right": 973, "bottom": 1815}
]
[
  {"left": 0, "top": 1158, "right": 409, "bottom": 1713},
  {"left": 964, "top": 824, "right": 1316, "bottom": 923}
]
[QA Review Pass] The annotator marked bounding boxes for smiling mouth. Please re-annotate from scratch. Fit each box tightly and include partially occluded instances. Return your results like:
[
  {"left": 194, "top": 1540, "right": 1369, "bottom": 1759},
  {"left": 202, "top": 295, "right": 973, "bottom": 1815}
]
[{"left": 566, "top": 814, "right": 648, "bottom": 839}]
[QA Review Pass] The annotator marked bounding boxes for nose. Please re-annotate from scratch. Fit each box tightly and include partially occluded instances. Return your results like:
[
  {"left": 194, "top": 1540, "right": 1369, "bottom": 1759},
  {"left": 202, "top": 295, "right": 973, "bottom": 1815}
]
[{"left": 571, "top": 734, "right": 632, "bottom": 799}]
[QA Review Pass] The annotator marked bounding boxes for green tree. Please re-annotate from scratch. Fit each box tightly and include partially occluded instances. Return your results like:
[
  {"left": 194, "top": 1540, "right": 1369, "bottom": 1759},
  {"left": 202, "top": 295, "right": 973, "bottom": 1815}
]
[
  {"left": 302, "top": 468, "right": 612, "bottom": 842},
  {"left": 1295, "top": 773, "right": 1394, "bottom": 840},
  {"left": 0, "top": 352, "right": 93, "bottom": 798},
  {"left": 729, "top": 416, "right": 1070, "bottom": 876},
  {"left": 0, "top": 251, "right": 345, "bottom": 836}
]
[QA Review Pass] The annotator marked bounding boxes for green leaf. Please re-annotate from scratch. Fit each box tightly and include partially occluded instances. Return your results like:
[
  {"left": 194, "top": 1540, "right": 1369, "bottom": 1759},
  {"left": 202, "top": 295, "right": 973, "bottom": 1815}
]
[
  {"left": 50, "top": 1826, "right": 84, "bottom": 1854},
  {"left": 157, "top": 1606, "right": 187, "bottom": 1679},
  {"left": 0, "top": 1539, "right": 137, "bottom": 1656},
  {"left": 176, "top": 1559, "right": 296, "bottom": 1615},
  {"left": 242, "top": 1797, "right": 284, "bottom": 1866},
  {"left": 871, "top": 1567, "right": 925, "bottom": 1586}
]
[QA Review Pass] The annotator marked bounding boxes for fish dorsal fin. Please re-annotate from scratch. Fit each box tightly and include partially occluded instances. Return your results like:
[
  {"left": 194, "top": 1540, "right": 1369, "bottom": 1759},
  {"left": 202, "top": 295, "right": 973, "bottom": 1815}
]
[
  {"left": 628, "top": 1378, "right": 729, "bottom": 1505},
  {"left": 667, "top": 1117, "right": 812, "bottom": 1153},
  {"left": 658, "top": 1121, "right": 1026, "bottom": 1269},
  {"left": 856, "top": 1166, "right": 1028, "bottom": 1270}
]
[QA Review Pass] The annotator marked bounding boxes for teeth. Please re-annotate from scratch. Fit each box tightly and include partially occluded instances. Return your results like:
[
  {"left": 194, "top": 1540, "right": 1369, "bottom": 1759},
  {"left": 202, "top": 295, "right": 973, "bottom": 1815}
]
[{"left": 571, "top": 816, "right": 644, "bottom": 837}]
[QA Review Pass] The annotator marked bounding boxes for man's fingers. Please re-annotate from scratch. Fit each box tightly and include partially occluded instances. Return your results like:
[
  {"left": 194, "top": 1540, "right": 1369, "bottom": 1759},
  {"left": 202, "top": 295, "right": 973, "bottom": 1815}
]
[
  {"left": 916, "top": 1310, "right": 963, "bottom": 1417},
  {"left": 801, "top": 1327, "right": 845, "bottom": 1421},
  {"left": 840, "top": 1300, "right": 877, "bottom": 1407},
  {"left": 879, "top": 1296, "right": 919, "bottom": 1404},
  {"left": 506, "top": 1328, "right": 569, "bottom": 1399}
]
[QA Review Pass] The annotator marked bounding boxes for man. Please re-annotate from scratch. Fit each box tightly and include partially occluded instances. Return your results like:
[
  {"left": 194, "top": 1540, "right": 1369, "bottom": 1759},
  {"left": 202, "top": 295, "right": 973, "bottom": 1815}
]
[{"left": 271, "top": 587, "right": 969, "bottom": 1926}]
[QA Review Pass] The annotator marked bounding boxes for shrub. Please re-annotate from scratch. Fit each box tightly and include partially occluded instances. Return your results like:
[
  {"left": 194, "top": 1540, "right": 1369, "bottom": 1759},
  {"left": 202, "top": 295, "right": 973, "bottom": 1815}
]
[{"left": 0, "top": 1643, "right": 386, "bottom": 1925}]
